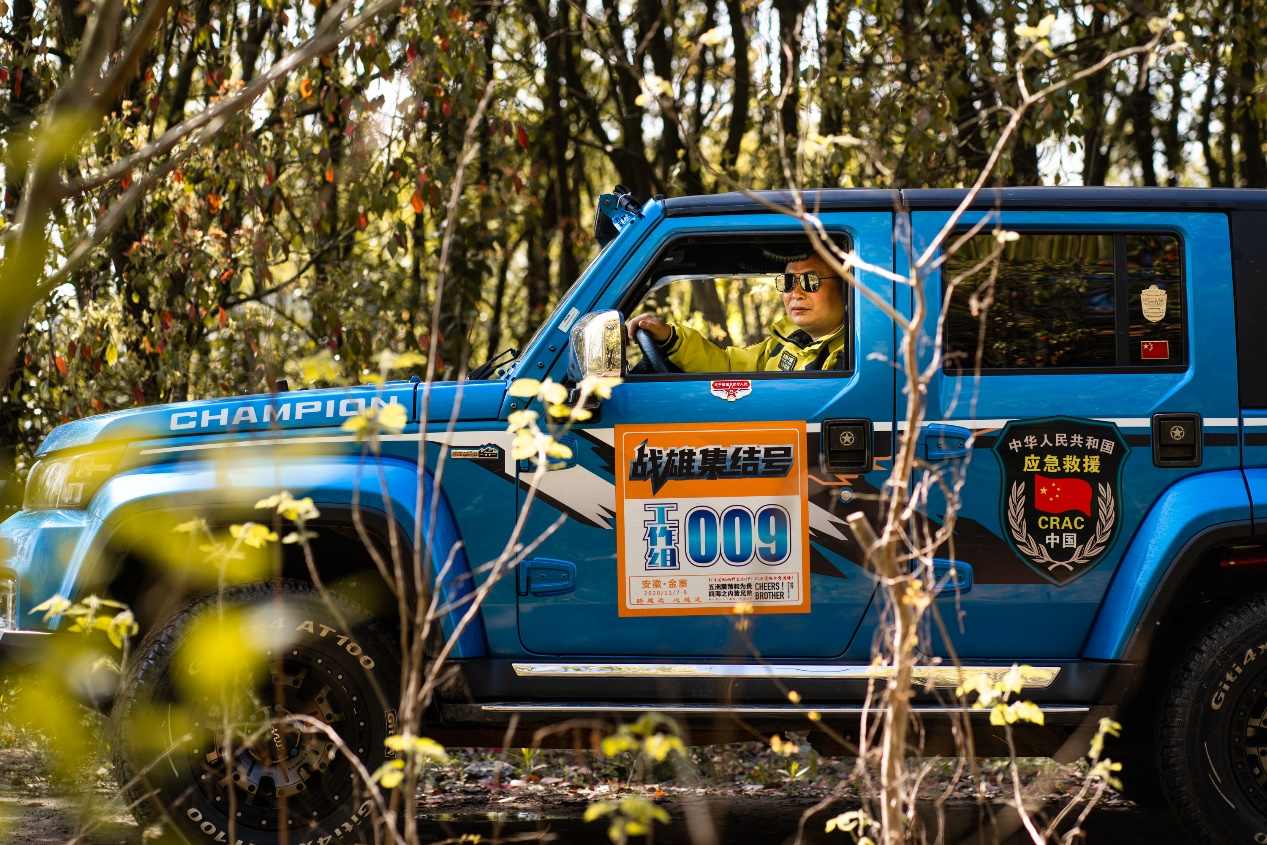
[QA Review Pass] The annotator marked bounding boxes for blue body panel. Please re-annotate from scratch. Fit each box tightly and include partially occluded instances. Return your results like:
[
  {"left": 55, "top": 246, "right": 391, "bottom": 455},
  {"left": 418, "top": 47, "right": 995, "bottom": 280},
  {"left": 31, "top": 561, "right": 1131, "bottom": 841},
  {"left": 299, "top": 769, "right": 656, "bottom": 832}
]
[{"left": 1084, "top": 470, "right": 1252, "bottom": 659}]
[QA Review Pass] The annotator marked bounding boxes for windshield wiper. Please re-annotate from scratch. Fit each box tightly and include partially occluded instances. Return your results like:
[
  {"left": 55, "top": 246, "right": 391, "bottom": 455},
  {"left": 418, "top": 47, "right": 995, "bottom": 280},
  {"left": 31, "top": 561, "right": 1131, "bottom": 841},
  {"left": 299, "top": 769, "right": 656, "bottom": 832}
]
[{"left": 469, "top": 347, "right": 518, "bottom": 381}]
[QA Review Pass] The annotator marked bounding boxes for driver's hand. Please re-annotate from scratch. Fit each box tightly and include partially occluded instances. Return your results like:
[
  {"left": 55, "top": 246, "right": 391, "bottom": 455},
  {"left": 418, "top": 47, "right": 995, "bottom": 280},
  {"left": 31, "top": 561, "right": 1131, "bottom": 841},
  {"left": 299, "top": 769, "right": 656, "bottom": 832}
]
[{"left": 625, "top": 313, "right": 671, "bottom": 343}]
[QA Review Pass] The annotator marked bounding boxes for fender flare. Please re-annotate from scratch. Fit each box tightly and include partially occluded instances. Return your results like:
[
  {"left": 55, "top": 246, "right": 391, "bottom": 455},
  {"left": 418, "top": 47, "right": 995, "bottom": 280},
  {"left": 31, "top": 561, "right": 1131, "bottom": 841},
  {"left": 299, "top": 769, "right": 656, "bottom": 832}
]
[
  {"left": 77, "top": 454, "right": 485, "bottom": 657},
  {"left": 1083, "top": 469, "right": 1252, "bottom": 662}
]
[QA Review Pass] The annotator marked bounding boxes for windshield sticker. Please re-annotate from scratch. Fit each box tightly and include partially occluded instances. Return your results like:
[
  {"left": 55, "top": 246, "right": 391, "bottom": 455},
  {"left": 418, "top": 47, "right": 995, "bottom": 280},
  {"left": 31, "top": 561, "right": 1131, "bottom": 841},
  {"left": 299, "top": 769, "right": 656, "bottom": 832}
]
[
  {"left": 994, "top": 417, "right": 1128, "bottom": 585},
  {"left": 1141, "top": 339, "right": 1170, "bottom": 360},
  {"left": 557, "top": 307, "right": 581, "bottom": 333},
  {"left": 709, "top": 378, "right": 752, "bottom": 401},
  {"left": 615, "top": 421, "right": 810, "bottom": 617}
]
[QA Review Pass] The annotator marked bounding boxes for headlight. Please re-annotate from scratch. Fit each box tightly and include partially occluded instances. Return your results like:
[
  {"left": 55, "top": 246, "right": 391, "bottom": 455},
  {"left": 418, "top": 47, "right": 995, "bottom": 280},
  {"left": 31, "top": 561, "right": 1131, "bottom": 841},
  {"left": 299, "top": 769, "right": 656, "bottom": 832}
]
[{"left": 23, "top": 451, "right": 121, "bottom": 510}]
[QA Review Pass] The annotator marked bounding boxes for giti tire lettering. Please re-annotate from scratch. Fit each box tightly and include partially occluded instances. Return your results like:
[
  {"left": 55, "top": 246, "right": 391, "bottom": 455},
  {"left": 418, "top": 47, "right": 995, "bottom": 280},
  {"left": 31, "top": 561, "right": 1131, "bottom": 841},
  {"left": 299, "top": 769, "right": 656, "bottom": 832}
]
[
  {"left": 1208, "top": 643, "right": 1267, "bottom": 711},
  {"left": 296, "top": 619, "right": 376, "bottom": 670}
]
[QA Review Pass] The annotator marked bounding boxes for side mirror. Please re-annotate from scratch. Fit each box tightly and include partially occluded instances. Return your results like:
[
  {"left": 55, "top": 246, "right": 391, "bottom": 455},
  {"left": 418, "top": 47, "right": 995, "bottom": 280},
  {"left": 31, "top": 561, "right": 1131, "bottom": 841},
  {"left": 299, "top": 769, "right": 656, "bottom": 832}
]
[{"left": 567, "top": 310, "right": 625, "bottom": 383}]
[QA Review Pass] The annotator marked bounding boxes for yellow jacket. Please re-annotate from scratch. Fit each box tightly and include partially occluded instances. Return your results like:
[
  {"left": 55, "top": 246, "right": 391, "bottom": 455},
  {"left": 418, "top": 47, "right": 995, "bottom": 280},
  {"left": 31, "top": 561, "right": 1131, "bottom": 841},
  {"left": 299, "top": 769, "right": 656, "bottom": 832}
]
[{"left": 662, "top": 317, "right": 847, "bottom": 372}]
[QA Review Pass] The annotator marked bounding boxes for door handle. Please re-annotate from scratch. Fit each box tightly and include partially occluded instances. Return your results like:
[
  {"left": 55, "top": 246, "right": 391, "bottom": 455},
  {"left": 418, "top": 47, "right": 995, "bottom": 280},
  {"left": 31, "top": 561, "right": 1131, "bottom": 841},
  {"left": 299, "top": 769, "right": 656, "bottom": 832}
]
[
  {"left": 1152, "top": 413, "right": 1202, "bottom": 467},
  {"left": 931, "top": 558, "right": 973, "bottom": 596},
  {"left": 517, "top": 557, "right": 577, "bottom": 596},
  {"left": 821, "top": 419, "right": 872, "bottom": 473},
  {"left": 921, "top": 424, "right": 972, "bottom": 461}
]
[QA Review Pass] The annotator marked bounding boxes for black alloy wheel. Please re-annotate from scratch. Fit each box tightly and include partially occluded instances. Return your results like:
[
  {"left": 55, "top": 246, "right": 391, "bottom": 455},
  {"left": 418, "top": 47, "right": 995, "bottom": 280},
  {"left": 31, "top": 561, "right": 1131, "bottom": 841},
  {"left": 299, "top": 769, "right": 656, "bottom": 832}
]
[{"left": 112, "top": 582, "right": 398, "bottom": 845}]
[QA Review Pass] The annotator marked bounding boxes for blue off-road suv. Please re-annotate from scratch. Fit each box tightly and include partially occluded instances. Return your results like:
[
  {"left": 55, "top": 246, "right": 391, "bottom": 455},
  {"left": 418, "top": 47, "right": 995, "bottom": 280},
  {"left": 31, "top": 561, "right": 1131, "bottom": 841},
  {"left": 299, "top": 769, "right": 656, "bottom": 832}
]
[{"left": 4, "top": 186, "right": 1267, "bottom": 843}]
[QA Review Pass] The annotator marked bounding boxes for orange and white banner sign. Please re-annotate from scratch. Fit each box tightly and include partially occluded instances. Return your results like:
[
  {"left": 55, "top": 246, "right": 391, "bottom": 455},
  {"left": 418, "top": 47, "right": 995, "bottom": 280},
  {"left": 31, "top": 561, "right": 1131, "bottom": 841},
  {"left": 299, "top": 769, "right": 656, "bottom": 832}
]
[{"left": 615, "top": 421, "right": 810, "bottom": 617}]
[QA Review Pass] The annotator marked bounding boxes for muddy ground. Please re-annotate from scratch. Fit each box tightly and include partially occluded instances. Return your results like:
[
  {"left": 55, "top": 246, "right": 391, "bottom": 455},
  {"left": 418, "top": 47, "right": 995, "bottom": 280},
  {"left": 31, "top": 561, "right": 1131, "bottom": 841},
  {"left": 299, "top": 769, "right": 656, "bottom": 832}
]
[{"left": 0, "top": 743, "right": 1182, "bottom": 844}]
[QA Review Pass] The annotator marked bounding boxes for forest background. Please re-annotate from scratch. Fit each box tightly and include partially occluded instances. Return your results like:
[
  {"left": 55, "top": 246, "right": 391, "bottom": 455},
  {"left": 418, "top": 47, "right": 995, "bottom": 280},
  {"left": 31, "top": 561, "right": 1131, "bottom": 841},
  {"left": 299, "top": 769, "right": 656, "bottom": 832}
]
[{"left": 1, "top": 0, "right": 1263, "bottom": 498}]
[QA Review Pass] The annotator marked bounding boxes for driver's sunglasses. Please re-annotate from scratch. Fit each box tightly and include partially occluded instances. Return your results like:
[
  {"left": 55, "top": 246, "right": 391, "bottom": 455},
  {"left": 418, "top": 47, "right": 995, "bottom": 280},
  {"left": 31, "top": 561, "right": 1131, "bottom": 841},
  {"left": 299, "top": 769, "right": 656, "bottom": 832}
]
[{"left": 774, "top": 271, "right": 838, "bottom": 293}]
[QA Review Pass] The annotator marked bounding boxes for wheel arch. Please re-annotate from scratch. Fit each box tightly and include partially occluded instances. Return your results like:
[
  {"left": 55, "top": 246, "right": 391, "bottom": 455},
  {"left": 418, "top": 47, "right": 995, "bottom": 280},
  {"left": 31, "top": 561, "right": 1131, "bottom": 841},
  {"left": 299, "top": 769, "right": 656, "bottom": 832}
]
[{"left": 80, "top": 454, "right": 486, "bottom": 658}]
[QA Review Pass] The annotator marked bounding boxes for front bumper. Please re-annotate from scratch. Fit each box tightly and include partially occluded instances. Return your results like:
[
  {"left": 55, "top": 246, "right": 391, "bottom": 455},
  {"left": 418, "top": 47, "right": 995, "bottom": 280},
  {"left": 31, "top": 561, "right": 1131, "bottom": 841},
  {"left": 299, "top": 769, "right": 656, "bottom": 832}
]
[
  {"left": 0, "top": 629, "right": 53, "bottom": 668},
  {"left": 0, "top": 508, "right": 99, "bottom": 634}
]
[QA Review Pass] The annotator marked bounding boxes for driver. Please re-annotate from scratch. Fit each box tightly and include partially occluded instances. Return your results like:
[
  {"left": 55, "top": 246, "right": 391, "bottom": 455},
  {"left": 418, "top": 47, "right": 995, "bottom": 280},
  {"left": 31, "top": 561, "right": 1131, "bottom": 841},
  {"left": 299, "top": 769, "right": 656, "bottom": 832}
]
[{"left": 624, "top": 253, "right": 847, "bottom": 372}]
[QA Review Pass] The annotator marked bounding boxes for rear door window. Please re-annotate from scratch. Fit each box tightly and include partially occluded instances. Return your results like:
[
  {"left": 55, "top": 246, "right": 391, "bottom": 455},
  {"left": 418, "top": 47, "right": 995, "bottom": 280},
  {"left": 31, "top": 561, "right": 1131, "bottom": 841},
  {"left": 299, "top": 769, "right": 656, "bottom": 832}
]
[{"left": 943, "top": 231, "right": 1185, "bottom": 373}]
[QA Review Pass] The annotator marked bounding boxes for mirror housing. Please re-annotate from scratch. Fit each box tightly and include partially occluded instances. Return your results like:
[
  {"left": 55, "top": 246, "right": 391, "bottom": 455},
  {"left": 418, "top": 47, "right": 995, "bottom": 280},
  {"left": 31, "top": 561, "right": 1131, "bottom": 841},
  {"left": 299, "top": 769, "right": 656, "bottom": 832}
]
[{"left": 567, "top": 310, "right": 625, "bottom": 383}]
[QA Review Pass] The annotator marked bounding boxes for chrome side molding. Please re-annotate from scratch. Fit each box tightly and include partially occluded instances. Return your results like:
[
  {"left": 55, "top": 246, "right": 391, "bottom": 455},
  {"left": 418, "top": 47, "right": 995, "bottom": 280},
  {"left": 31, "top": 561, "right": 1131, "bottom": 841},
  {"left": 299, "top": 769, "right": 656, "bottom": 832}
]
[{"left": 510, "top": 662, "right": 1061, "bottom": 690}]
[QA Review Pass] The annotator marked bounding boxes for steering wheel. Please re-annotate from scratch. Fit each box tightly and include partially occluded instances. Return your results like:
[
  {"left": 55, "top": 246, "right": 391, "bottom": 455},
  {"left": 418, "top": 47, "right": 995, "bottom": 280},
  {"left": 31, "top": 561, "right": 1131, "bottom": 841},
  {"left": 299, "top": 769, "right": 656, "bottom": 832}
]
[{"left": 635, "top": 327, "right": 673, "bottom": 374}]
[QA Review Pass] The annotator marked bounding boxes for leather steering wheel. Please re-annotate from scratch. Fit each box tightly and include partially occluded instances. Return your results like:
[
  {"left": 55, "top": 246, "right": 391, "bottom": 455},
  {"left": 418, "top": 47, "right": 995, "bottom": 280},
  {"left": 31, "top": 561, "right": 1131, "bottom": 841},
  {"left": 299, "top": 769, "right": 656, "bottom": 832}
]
[{"left": 635, "top": 327, "right": 673, "bottom": 374}]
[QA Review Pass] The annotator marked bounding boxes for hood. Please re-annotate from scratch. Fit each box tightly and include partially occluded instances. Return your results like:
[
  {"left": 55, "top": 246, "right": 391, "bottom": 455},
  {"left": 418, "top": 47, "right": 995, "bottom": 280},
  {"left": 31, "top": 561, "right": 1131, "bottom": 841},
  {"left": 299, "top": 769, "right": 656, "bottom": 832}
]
[{"left": 35, "top": 380, "right": 508, "bottom": 457}]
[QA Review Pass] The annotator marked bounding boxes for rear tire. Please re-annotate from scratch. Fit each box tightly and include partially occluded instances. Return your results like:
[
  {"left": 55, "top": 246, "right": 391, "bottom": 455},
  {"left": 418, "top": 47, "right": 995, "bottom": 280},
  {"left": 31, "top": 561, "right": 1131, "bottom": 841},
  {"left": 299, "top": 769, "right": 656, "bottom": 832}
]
[
  {"left": 1160, "top": 594, "right": 1267, "bottom": 842},
  {"left": 111, "top": 581, "right": 399, "bottom": 845}
]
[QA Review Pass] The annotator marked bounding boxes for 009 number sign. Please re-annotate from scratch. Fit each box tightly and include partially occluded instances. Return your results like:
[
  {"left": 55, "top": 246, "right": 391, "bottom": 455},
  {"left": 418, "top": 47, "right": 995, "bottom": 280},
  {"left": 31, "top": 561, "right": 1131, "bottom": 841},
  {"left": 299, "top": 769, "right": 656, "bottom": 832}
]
[{"left": 615, "top": 421, "right": 810, "bottom": 617}]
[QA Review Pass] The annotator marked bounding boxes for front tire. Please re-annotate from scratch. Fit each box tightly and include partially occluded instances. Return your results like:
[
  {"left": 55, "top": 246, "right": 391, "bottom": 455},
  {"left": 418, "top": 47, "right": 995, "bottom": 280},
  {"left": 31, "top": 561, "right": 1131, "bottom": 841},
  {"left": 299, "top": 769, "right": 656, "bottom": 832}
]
[
  {"left": 1161, "top": 594, "right": 1267, "bottom": 842},
  {"left": 111, "top": 582, "right": 399, "bottom": 845}
]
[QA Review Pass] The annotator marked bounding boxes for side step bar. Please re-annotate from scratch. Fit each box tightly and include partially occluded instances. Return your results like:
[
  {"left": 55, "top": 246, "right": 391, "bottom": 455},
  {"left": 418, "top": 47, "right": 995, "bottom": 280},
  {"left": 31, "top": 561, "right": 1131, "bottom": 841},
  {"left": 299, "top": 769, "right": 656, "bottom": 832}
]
[
  {"left": 478, "top": 702, "right": 1091, "bottom": 716},
  {"left": 510, "top": 662, "right": 1062, "bottom": 690}
]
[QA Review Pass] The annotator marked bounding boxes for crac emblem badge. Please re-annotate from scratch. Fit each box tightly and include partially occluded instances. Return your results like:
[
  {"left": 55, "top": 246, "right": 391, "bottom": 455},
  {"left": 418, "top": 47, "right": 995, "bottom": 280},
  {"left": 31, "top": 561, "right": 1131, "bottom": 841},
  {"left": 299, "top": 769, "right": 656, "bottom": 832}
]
[{"left": 993, "top": 417, "right": 1128, "bottom": 585}]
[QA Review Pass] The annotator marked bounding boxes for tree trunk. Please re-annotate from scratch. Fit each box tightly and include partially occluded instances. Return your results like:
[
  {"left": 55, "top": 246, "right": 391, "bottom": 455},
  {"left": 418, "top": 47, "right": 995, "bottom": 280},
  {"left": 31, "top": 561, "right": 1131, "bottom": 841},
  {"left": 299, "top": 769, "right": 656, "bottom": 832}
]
[
  {"left": 720, "top": 0, "right": 750, "bottom": 175},
  {"left": 1238, "top": 18, "right": 1267, "bottom": 186},
  {"left": 772, "top": 0, "right": 806, "bottom": 172},
  {"left": 1127, "top": 53, "right": 1157, "bottom": 186}
]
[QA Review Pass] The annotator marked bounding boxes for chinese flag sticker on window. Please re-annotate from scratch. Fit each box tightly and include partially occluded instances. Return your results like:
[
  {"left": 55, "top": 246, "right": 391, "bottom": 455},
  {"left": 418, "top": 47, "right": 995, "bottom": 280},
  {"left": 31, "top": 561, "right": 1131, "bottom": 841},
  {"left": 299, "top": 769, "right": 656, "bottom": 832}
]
[{"left": 1141, "top": 340, "right": 1170, "bottom": 360}]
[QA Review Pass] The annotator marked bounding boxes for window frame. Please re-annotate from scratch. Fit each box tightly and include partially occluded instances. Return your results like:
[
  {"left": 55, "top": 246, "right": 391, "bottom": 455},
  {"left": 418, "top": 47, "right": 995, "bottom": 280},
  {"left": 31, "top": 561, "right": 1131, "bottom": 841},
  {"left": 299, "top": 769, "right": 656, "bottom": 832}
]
[
  {"left": 617, "top": 229, "right": 857, "bottom": 382},
  {"left": 939, "top": 227, "right": 1188, "bottom": 376}
]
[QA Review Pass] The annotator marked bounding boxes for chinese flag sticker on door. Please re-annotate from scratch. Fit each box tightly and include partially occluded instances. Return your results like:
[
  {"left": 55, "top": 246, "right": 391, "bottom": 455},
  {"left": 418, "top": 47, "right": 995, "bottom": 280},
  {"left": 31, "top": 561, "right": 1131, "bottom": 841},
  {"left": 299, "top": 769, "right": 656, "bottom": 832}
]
[{"left": 615, "top": 421, "right": 810, "bottom": 617}]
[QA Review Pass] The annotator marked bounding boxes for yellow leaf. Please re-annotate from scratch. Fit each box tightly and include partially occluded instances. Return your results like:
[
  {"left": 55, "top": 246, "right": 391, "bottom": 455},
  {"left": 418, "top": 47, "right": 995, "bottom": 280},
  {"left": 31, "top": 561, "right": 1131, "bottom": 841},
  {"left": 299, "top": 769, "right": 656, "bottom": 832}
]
[
  {"left": 378, "top": 403, "right": 407, "bottom": 433},
  {"left": 229, "top": 522, "right": 278, "bottom": 549},
  {"left": 105, "top": 345, "right": 118, "bottom": 366},
  {"left": 373, "top": 759, "right": 405, "bottom": 788},
  {"left": 377, "top": 350, "right": 427, "bottom": 371},
  {"left": 29, "top": 595, "right": 72, "bottom": 621},
  {"left": 600, "top": 735, "right": 639, "bottom": 757},
  {"left": 508, "top": 378, "right": 541, "bottom": 398},
  {"left": 539, "top": 379, "right": 568, "bottom": 405},
  {"left": 289, "top": 350, "right": 342, "bottom": 385},
  {"left": 106, "top": 609, "right": 138, "bottom": 649},
  {"left": 511, "top": 430, "right": 538, "bottom": 460},
  {"left": 1015, "top": 13, "right": 1055, "bottom": 40},
  {"left": 545, "top": 439, "right": 573, "bottom": 460},
  {"left": 174, "top": 518, "right": 208, "bottom": 535},
  {"left": 411, "top": 736, "right": 449, "bottom": 764},
  {"left": 643, "top": 733, "right": 684, "bottom": 762},
  {"left": 699, "top": 26, "right": 727, "bottom": 46},
  {"left": 507, "top": 409, "right": 539, "bottom": 431},
  {"left": 580, "top": 375, "right": 622, "bottom": 399}
]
